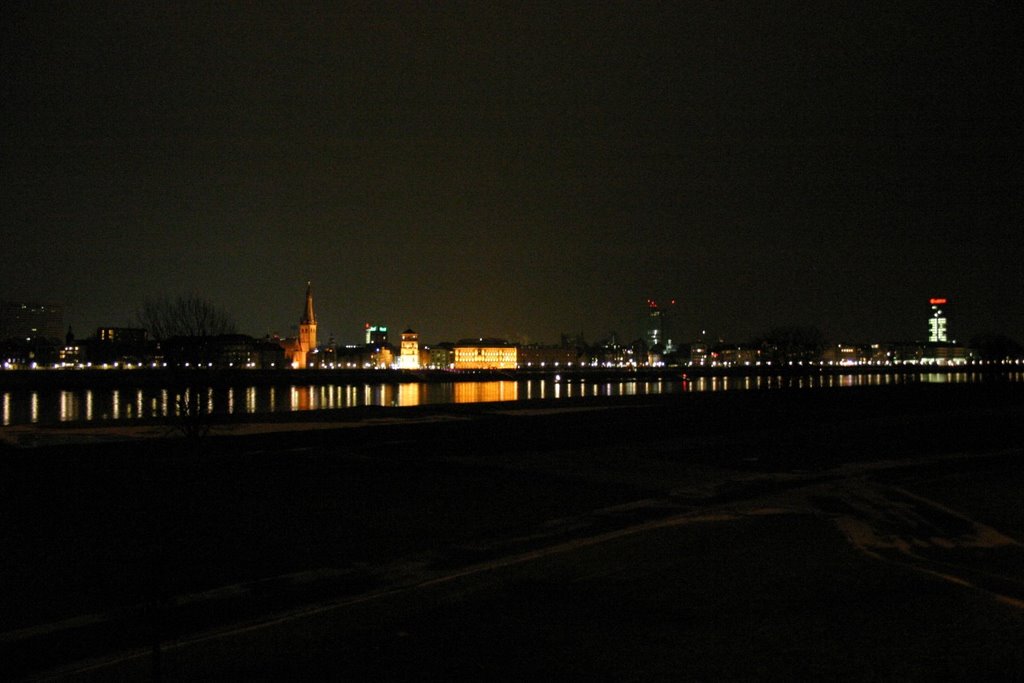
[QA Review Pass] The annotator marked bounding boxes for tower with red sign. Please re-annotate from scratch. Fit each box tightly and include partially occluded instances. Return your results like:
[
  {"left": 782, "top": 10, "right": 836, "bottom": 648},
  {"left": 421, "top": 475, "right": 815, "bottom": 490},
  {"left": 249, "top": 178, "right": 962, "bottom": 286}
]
[
  {"left": 928, "top": 297, "right": 949, "bottom": 343},
  {"left": 644, "top": 298, "right": 678, "bottom": 351}
]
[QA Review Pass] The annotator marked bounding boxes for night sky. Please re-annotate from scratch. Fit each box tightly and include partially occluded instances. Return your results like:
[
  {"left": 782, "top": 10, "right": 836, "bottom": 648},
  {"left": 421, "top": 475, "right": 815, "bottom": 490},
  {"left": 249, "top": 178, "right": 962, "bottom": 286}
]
[{"left": 3, "top": 2, "right": 1022, "bottom": 346}]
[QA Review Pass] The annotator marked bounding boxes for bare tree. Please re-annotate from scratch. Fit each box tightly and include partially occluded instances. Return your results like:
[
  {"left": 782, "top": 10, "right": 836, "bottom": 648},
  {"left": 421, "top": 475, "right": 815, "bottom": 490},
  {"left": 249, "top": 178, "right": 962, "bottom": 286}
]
[
  {"left": 135, "top": 294, "right": 236, "bottom": 341},
  {"left": 169, "top": 385, "right": 212, "bottom": 443},
  {"left": 133, "top": 295, "right": 234, "bottom": 446}
]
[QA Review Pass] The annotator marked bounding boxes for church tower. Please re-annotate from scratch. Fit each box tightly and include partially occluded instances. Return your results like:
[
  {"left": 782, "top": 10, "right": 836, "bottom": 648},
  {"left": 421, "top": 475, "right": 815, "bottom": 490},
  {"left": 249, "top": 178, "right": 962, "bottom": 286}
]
[{"left": 296, "top": 281, "right": 317, "bottom": 368}]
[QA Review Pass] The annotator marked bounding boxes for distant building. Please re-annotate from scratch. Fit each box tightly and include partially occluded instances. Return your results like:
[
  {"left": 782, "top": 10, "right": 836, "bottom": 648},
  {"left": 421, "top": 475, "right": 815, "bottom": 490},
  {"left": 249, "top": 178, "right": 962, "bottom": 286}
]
[
  {"left": 428, "top": 342, "right": 455, "bottom": 369},
  {"left": 255, "top": 338, "right": 287, "bottom": 368},
  {"left": 821, "top": 344, "right": 871, "bottom": 365},
  {"left": 644, "top": 299, "right": 677, "bottom": 352},
  {"left": 59, "top": 328, "right": 85, "bottom": 365},
  {"left": 587, "top": 340, "right": 641, "bottom": 367},
  {"left": 375, "top": 346, "right": 394, "bottom": 368},
  {"left": 710, "top": 344, "right": 761, "bottom": 366},
  {"left": 690, "top": 340, "right": 710, "bottom": 366},
  {"left": 364, "top": 323, "right": 388, "bottom": 347},
  {"left": 928, "top": 297, "right": 950, "bottom": 343},
  {"left": 518, "top": 344, "right": 577, "bottom": 368},
  {"left": 645, "top": 300, "right": 663, "bottom": 349},
  {"left": 89, "top": 327, "right": 152, "bottom": 366},
  {"left": 857, "top": 341, "right": 968, "bottom": 366},
  {"left": 453, "top": 339, "right": 518, "bottom": 370},
  {"left": 97, "top": 327, "right": 147, "bottom": 345},
  {"left": 280, "top": 282, "right": 318, "bottom": 368},
  {"left": 0, "top": 300, "right": 64, "bottom": 341},
  {"left": 163, "top": 334, "right": 284, "bottom": 368},
  {"left": 398, "top": 328, "right": 420, "bottom": 369},
  {"left": 297, "top": 283, "right": 317, "bottom": 365},
  {"left": 0, "top": 337, "right": 60, "bottom": 368},
  {"left": 921, "top": 343, "right": 968, "bottom": 365}
]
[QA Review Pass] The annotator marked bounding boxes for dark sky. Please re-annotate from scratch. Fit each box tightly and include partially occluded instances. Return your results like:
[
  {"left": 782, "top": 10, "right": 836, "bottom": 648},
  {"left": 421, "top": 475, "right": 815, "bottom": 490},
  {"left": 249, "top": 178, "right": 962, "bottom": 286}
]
[{"left": 3, "top": 2, "right": 1022, "bottom": 346}]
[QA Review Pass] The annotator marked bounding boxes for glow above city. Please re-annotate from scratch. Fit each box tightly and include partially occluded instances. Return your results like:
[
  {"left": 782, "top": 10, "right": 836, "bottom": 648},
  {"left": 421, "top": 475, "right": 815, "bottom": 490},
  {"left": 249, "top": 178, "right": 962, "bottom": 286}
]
[{"left": 1, "top": 4, "right": 1021, "bottom": 347}]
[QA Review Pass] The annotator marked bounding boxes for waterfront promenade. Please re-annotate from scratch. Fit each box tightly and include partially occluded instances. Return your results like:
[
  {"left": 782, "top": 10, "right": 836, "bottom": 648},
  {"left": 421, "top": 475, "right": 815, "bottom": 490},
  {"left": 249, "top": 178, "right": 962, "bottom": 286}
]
[{"left": 2, "top": 383, "right": 1023, "bottom": 679}]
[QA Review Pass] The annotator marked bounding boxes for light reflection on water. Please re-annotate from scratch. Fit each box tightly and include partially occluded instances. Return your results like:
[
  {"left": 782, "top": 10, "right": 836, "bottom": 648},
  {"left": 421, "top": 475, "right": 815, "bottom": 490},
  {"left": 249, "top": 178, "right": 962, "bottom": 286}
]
[
  {"left": 455, "top": 381, "right": 517, "bottom": 404},
  {"left": 0, "top": 371, "right": 1019, "bottom": 427}
]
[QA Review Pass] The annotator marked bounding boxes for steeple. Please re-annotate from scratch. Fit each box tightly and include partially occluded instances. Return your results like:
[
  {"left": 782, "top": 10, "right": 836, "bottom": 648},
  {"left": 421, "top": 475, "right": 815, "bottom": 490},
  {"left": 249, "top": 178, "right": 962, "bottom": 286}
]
[
  {"left": 301, "top": 281, "right": 316, "bottom": 325},
  {"left": 294, "top": 281, "right": 319, "bottom": 368}
]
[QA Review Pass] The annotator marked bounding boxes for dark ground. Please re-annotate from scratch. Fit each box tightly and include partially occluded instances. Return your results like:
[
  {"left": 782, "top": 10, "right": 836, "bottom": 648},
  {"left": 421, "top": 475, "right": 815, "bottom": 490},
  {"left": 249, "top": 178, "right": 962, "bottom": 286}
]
[{"left": 1, "top": 382, "right": 1023, "bottom": 680}]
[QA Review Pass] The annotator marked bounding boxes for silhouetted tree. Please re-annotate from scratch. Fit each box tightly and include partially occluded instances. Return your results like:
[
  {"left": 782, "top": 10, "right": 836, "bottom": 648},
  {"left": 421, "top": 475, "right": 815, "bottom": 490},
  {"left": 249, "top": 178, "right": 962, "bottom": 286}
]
[
  {"left": 133, "top": 294, "right": 232, "bottom": 445},
  {"left": 969, "top": 333, "right": 1023, "bottom": 361},
  {"left": 165, "top": 384, "right": 212, "bottom": 444},
  {"left": 756, "top": 325, "right": 826, "bottom": 364},
  {"left": 134, "top": 294, "right": 236, "bottom": 341}
]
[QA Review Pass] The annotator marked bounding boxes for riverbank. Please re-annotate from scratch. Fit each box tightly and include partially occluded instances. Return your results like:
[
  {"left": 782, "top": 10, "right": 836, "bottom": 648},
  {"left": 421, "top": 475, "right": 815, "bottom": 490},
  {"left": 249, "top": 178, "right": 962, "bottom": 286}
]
[{"left": 2, "top": 384, "right": 1023, "bottom": 678}]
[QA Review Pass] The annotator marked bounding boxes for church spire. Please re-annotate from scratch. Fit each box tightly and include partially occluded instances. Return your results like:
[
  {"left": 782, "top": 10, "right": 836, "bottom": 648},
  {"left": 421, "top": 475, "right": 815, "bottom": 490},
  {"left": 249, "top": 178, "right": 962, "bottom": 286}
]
[{"left": 301, "top": 281, "right": 316, "bottom": 325}]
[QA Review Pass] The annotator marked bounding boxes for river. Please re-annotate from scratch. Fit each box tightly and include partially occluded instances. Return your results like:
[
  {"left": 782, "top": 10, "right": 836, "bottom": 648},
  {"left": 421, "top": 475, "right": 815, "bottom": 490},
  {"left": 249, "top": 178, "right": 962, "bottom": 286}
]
[{"left": 2, "top": 370, "right": 1020, "bottom": 427}]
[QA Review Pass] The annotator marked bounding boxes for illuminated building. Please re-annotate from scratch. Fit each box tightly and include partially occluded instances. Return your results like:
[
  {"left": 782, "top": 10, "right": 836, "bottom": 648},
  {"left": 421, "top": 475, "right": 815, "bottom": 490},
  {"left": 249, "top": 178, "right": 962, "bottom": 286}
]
[
  {"left": 428, "top": 342, "right": 455, "bottom": 369},
  {"left": 97, "top": 327, "right": 147, "bottom": 344},
  {"left": 299, "top": 282, "right": 317, "bottom": 358},
  {"left": 821, "top": 344, "right": 870, "bottom": 365},
  {"left": 398, "top": 328, "right": 420, "bottom": 369},
  {"left": 928, "top": 298, "right": 949, "bottom": 343},
  {"left": 645, "top": 299, "right": 663, "bottom": 348},
  {"left": 921, "top": 344, "right": 968, "bottom": 366},
  {"left": 281, "top": 282, "right": 318, "bottom": 368},
  {"left": 518, "top": 344, "right": 577, "bottom": 367},
  {"left": 709, "top": 345, "right": 761, "bottom": 366},
  {"left": 0, "top": 300, "right": 64, "bottom": 341},
  {"left": 644, "top": 299, "right": 677, "bottom": 351},
  {"left": 374, "top": 346, "right": 394, "bottom": 368},
  {"left": 59, "top": 328, "right": 84, "bottom": 365},
  {"left": 89, "top": 327, "right": 150, "bottom": 366},
  {"left": 453, "top": 339, "right": 518, "bottom": 370},
  {"left": 690, "top": 341, "right": 709, "bottom": 366},
  {"left": 364, "top": 323, "right": 388, "bottom": 346}
]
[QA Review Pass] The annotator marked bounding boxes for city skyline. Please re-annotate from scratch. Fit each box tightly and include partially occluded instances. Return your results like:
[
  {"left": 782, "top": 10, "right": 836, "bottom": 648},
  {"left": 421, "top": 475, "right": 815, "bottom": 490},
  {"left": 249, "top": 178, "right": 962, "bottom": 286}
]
[
  {"left": 3, "top": 4, "right": 1022, "bottom": 345},
  {"left": 1, "top": 287, "right": 1004, "bottom": 358}
]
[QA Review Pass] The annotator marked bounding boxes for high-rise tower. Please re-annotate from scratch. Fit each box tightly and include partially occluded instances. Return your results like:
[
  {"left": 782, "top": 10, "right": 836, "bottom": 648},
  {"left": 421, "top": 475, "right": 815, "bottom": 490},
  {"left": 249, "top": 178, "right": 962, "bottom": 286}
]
[
  {"left": 644, "top": 299, "right": 677, "bottom": 351},
  {"left": 645, "top": 299, "right": 663, "bottom": 349},
  {"left": 928, "top": 297, "right": 949, "bottom": 343},
  {"left": 0, "top": 300, "right": 64, "bottom": 341},
  {"left": 364, "top": 323, "right": 389, "bottom": 347}
]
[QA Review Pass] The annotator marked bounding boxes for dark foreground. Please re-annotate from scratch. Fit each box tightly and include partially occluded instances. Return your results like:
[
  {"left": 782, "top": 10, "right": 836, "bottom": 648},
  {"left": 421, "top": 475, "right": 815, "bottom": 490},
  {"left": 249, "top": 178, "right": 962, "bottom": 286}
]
[{"left": 2, "top": 383, "right": 1023, "bottom": 680}]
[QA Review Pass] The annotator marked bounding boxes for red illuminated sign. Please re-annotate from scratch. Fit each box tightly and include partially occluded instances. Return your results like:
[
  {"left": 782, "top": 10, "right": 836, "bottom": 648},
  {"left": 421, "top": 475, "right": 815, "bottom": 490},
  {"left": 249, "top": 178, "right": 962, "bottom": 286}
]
[{"left": 929, "top": 298, "right": 947, "bottom": 305}]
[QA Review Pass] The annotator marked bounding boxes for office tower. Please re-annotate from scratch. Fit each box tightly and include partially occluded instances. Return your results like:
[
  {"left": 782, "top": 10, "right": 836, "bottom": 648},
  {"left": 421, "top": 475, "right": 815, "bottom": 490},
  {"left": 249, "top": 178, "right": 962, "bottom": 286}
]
[{"left": 928, "top": 297, "right": 949, "bottom": 343}]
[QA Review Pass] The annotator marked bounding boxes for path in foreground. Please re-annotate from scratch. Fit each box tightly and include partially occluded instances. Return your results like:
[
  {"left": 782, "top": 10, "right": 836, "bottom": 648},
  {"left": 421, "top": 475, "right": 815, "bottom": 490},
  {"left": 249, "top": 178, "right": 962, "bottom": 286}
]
[{"left": 2, "top": 384, "right": 1023, "bottom": 679}]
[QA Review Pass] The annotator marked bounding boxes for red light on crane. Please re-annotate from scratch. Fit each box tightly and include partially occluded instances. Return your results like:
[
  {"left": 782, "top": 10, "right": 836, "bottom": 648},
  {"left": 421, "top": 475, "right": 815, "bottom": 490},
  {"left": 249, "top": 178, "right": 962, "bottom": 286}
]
[{"left": 929, "top": 298, "right": 947, "bottom": 305}]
